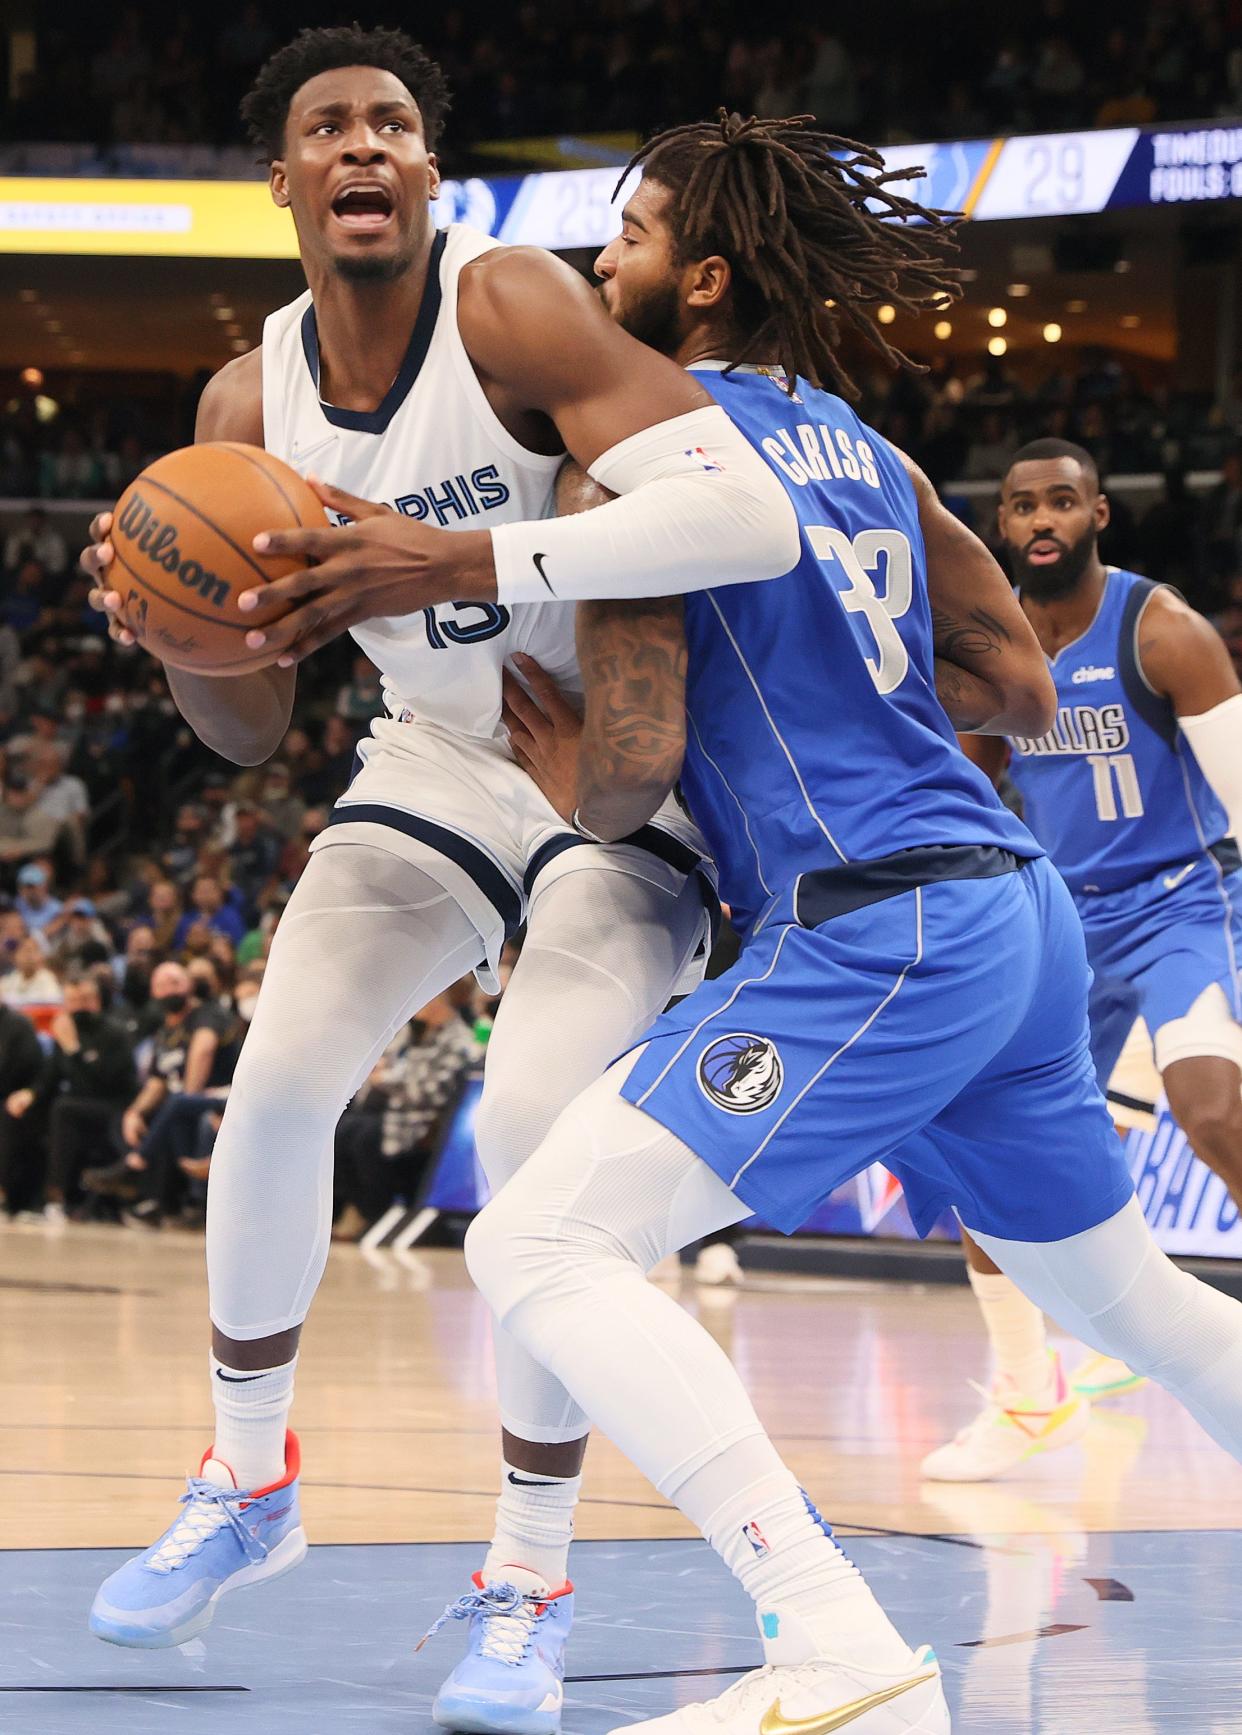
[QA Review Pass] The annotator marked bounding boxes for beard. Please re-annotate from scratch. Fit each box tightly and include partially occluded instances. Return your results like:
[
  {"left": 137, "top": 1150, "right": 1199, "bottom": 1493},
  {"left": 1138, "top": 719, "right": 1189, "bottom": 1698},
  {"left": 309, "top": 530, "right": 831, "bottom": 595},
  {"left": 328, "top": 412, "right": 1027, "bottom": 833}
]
[
  {"left": 331, "top": 245, "right": 416, "bottom": 284},
  {"left": 607, "top": 278, "right": 684, "bottom": 357},
  {"left": 1012, "top": 525, "right": 1098, "bottom": 600}
]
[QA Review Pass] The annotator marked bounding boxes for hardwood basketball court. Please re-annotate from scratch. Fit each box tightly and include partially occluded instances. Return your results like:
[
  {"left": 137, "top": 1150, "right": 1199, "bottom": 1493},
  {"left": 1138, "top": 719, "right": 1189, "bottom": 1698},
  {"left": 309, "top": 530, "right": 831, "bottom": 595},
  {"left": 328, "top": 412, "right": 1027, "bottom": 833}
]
[{"left": 2, "top": 1221, "right": 1238, "bottom": 1731}]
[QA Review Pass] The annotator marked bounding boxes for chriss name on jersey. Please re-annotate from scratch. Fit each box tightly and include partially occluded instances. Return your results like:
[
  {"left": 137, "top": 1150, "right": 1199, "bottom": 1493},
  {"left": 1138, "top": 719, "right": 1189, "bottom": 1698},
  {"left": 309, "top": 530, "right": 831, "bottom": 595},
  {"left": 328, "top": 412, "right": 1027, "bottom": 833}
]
[
  {"left": 1013, "top": 702, "right": 1130, "bottom": 756},
  {"left": 760, "top": 422, "right": 882, "bottom": 490},
  {"left": 326, "top": 463, "right": 512, "bottom": 529}
]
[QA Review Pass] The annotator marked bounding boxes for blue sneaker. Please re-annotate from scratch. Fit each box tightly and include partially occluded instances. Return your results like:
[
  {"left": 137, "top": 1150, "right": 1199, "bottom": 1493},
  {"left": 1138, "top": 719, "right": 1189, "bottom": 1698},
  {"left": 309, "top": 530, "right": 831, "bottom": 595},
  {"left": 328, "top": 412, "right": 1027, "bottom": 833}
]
[
  {"left": 89, "top": 1430, "right": 307, "bottom": 1648},
  {"left": 430, "top": 1568, "right": 574, "bottom": 1735}
]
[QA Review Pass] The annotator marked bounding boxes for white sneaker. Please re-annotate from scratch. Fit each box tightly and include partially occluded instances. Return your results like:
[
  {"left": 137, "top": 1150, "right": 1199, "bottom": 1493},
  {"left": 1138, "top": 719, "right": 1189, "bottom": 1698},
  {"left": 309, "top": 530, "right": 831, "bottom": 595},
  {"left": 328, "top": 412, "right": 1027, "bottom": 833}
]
[
  {"left": 921, "top": 1352, "right": 1088, "bottom": 1483},
  {"left": 607, "top": 1648, "right": 947, "bottom": 1735},
  {"left": 1070, "top": 1352, "right": 1146, "bottom": 1402},
  {"left": 43, "top": 1201, "right": 67, "bottom": 1229},
  {"left": 695, "top": 1241, "right": 743, "bottom": 1286}
]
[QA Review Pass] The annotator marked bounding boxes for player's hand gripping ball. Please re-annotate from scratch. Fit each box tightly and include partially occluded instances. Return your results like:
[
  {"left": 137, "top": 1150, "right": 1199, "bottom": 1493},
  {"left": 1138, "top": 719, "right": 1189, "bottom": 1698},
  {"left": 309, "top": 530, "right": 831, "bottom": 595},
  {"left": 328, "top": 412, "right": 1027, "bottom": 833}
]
[{"left": 108, "top": 443, "right": 327, "bottom": 674}]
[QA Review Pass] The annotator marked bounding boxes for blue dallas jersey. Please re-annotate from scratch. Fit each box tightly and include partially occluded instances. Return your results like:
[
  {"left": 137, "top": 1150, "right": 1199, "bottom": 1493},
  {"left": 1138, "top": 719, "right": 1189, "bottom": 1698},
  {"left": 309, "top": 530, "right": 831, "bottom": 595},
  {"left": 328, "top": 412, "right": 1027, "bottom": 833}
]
[
  {"left": 1007, "top": 568, "right": 1229, "bottom": 896},
  {"left": 681, "top": 364, "right": 1037, "bottom": 933}
]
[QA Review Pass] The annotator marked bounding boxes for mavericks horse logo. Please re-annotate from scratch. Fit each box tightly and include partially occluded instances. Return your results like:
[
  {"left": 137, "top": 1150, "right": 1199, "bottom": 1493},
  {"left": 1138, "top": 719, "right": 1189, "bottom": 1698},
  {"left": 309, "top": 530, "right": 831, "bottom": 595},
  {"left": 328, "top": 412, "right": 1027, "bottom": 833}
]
[{"left": 697, "top": 1033, "right": 784, "bottom": 1115}]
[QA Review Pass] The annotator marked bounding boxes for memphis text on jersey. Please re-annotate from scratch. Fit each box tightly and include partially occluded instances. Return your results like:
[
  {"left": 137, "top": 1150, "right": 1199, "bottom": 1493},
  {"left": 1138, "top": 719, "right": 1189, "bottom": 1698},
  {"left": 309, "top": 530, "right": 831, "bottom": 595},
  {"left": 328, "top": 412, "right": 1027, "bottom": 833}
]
[
  {"left": 1012, "top": 703, "right": 1130, "bottom": 756},
  {"left": 325, "top": 464, "right": 511, "bottom": 528}
]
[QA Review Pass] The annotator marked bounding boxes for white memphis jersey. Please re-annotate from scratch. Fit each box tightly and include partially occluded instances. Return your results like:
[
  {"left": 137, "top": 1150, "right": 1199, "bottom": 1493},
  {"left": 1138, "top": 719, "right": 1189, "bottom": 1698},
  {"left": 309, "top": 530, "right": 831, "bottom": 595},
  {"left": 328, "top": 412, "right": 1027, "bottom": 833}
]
[{"left": 261, "top": 223, "right": 578, "bottom": 741}]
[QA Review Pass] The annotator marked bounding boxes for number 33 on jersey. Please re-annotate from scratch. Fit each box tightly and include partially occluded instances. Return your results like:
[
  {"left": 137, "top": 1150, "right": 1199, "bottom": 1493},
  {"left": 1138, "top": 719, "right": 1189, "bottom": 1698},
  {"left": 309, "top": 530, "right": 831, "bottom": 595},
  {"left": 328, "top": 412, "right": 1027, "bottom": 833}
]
[{"left": 671, "top": 362, "right": 1036, "bottom": 938}]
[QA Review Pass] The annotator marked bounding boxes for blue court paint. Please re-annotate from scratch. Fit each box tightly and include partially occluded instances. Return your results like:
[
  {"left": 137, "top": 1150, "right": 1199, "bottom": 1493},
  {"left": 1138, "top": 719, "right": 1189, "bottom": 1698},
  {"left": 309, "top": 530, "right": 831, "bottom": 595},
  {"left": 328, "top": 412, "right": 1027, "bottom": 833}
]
[{"left": 2, "top": 1534, "right": 1240, "bottom": 1732}]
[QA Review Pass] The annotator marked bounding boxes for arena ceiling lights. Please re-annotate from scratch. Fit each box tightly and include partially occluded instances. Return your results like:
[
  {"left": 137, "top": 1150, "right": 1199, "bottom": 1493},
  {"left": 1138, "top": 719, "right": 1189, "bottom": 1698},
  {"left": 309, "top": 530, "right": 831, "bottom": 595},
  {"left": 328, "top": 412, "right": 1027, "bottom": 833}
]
[{"left": 0, "top": 121, "right": 1238, "bottom": 259}]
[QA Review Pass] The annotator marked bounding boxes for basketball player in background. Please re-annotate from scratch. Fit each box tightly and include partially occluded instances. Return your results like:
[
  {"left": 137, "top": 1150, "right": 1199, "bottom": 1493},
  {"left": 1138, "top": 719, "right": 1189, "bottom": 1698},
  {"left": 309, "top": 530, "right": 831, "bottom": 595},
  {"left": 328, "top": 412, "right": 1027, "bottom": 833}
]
[
  {"left": 79, "top": 26, "right": 798, "bottom": 1676},
  {"left": 924, "top": 440, "right": 1242, "bottom": 1482}
]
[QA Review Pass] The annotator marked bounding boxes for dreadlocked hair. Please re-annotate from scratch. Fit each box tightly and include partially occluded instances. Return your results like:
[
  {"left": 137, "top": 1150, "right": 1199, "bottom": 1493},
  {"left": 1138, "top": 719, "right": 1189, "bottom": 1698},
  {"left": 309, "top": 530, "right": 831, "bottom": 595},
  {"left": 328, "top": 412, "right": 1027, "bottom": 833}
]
[{"left": 623, "top": 112, "right": 961, "bottom": 397}]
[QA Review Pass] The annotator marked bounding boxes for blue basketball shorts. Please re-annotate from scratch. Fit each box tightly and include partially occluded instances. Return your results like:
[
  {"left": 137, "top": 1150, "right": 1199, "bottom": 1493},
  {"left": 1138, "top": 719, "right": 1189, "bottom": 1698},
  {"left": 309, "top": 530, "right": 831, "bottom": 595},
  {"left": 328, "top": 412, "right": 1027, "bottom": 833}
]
[
  {"left": 620, "top": 852, "right": 1134, "bottom": 1243},
  {"left": 1079, "top": 860, "right": 1242, "bottom": 1085}
]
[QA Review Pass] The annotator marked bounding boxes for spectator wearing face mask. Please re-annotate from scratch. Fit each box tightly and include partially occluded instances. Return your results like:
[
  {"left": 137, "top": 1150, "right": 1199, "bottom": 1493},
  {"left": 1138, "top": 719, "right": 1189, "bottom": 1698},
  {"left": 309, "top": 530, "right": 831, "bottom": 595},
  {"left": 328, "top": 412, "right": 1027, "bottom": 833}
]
[
  {"left": 113, "top": 923, "right": 156, "bottom": 1011},
  {"left": 161, "top": 804, "right": 210, "bottom": 886},
  {"left": 333, "top": 981, "right": 482, "bottom": 1238},
  {"left": 122, "top": 962, "right": 247, "bottom": 1228},
  {"left": 19, "top": 972, "right": 137, "bottom": 1221},
  {"left": 80, "top": 961, "right": 199, "bottom": 1204},
  {"left": 0, "top": 983, "right": 49, "bottom": 1220}
]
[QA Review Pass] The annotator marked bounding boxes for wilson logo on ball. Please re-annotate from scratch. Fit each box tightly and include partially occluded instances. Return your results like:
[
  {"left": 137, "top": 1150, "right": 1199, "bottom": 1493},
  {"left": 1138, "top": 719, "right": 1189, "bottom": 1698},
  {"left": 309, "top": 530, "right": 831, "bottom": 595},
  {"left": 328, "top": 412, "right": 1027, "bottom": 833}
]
[{"left": 117, "top": 492, "right": 230, "bottom": 609}]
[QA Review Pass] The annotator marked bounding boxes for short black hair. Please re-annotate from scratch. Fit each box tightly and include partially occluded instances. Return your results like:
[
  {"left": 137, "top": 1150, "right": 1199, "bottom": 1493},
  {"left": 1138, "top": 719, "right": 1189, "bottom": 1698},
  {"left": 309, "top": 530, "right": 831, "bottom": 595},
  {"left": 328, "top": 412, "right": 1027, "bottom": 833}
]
[
  {"left": 1005, "top": 438, "right": 1100, "bottom": 493},
  {"left": 241, "top": 25, "right": 451, "bottom": 160}
]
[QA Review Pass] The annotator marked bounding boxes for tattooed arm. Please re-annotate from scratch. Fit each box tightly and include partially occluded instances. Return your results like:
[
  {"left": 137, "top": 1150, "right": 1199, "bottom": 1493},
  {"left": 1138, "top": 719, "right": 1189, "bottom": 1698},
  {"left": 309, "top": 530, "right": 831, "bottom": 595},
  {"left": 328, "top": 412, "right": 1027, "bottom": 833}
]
[
  {"left": 501, "top": 460, "right": 686, "bottom": 841},
  {"left": 574, "top": 594, "right": 686, "bottom": 839},
  {"left": 896, "top": 448, "right": 1055, "bottom": 737}
]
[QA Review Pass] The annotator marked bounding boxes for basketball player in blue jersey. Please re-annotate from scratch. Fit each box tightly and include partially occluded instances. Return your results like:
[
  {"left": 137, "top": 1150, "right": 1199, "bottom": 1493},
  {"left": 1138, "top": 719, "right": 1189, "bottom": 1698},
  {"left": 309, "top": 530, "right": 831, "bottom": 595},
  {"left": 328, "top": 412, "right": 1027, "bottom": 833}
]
[
  {"left": 273, "top": 114, "right": 1242, "bottom": 1734},
  {"left": 924, "top": 439, "right": 1242, "bottom": 1483}
]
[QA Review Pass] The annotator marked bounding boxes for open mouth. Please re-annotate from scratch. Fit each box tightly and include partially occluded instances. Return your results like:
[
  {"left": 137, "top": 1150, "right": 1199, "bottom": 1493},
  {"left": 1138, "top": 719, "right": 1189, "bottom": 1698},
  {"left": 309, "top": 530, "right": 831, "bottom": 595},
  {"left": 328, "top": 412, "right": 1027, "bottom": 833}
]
[
  {"left": 331, "top": 185, "right": 395, "bottom": 230},
  {"left": 1026, "top": 539, "right": 1064, "bottom": 566}
]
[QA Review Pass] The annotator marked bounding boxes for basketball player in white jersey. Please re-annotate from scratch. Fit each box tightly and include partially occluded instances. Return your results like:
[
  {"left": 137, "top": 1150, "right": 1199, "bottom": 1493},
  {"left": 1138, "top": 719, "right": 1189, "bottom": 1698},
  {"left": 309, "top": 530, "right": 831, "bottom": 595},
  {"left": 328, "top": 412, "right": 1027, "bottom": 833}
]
[{"left": 79, "top": 25, "right": 797, "bottom": 1690}]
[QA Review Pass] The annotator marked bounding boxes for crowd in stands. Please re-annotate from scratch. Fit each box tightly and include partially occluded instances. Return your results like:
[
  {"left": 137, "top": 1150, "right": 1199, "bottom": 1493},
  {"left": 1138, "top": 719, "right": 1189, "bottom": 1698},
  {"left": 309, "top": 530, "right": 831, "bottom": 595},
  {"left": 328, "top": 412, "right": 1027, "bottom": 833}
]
[
  {"left": 6, "top": 0, "right": 1241, "bottom": 160},
  {"left": 0, "top": 521, "right": 498, "bottom": 1239},
  {"left": 7, "top": 343, "right": 1242, "bottom": 607}
]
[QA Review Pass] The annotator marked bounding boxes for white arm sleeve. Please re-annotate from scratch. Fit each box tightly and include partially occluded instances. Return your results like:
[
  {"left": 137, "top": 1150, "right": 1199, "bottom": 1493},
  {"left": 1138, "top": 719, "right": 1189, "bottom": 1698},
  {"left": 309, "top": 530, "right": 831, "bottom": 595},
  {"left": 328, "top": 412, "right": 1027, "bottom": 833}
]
[
  {"left": 1180, "top": 692, "right": 1242, "bottom": 838},
  {"left": 491, "top": 405, "right": 801, "bottom": 604}
]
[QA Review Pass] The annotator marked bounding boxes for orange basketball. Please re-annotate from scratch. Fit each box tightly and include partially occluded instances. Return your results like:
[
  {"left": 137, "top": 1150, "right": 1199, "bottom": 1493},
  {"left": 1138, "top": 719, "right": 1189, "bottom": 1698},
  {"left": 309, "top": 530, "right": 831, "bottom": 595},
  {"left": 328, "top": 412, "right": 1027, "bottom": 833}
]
[{"left": 110, "top": 442, "right": 327, "bottom": 674}]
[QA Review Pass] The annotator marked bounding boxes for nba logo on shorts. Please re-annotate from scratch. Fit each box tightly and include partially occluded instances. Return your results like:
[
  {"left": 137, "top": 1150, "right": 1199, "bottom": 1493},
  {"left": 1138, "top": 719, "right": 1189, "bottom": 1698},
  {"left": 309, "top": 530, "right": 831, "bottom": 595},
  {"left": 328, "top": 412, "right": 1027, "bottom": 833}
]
[{"left": 697, "top": 1033, "right": 784, "bottom": 1115}]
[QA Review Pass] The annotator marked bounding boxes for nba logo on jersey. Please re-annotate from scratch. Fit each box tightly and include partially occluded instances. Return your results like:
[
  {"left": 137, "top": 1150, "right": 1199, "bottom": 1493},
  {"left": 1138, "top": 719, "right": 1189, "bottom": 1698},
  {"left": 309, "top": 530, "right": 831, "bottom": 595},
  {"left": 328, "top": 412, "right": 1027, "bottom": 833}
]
[
  {"left": 697, "top": 1034, "right": 784, "bottom": 1115},
  {"left": 684, "top": 446, "right": 724, "bottom": 473}
]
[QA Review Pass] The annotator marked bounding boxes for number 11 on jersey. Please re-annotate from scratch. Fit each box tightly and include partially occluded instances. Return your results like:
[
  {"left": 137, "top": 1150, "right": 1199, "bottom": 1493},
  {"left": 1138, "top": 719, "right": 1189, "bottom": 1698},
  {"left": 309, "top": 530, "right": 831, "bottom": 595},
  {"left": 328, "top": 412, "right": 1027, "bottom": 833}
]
[{"left": 1087, "top": 752, "right": 1144, "bottom": 821}]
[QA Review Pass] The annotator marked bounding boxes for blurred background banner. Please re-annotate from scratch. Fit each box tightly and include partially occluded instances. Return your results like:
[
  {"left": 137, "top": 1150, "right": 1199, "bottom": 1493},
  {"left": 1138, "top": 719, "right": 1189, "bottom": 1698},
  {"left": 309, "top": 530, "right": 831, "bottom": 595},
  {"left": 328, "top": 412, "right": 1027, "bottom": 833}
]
[{"left": 4, "top": 124, "right": 1240, "bottom": 259}]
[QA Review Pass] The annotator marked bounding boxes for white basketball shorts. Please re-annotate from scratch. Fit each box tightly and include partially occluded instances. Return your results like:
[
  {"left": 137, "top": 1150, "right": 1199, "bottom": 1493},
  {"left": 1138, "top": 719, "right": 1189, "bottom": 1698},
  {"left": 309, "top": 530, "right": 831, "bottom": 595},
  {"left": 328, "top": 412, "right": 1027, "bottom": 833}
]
[{"left": 310, "top": 715, "right": 718, "bottom": 992}]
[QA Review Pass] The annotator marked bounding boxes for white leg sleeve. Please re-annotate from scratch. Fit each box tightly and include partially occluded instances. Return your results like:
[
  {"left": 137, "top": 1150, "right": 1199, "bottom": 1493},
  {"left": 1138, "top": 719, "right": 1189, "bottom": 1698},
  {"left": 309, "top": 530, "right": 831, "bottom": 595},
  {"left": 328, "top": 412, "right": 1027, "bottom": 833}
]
[
  {"left": 475, "top": 869, "right": 706, "bottom": 1442},
  {"left": 465, "top": 1058, "right": 759, "bottom": 1499},
  {"left": 207, "top": 844, "right": 481, "bottom": 1340},
  {"left": 970, "top": 1197, "right": 1242, "bottom": 1461}
]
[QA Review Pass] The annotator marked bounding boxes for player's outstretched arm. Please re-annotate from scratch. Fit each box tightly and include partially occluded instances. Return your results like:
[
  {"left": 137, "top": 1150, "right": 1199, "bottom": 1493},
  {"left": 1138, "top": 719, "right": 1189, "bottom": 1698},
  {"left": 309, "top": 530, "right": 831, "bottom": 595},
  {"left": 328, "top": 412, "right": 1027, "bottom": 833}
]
[
  {"left": 1137, "top": 587, "right": 1242, "bottom": 837},
  {"left": 234, "top": 248, "right": 801, "bottom": 665},
  {"left": 81, "top": 351, "right": 296, "bottom": 766},
  {"left": 898, "top": 451, "right": 1055, "bottom": 738}
]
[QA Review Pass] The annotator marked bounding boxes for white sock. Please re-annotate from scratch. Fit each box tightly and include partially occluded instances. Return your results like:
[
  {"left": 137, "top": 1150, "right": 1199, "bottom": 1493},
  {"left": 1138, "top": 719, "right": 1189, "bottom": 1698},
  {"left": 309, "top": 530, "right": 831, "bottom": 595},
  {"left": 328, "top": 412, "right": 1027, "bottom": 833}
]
[
  {"left": 209, "top": 1354, "right": 296, "bottom": 1491},
  {"left": 680, "top": 1442, "right": 915, "bottom": 1675},
  {"left": 968, "top": 1265, "right": 1052, "bottom": 1396},
  {"left": 483, "top": 1458, "right": 581, "bottom": 1589}
]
